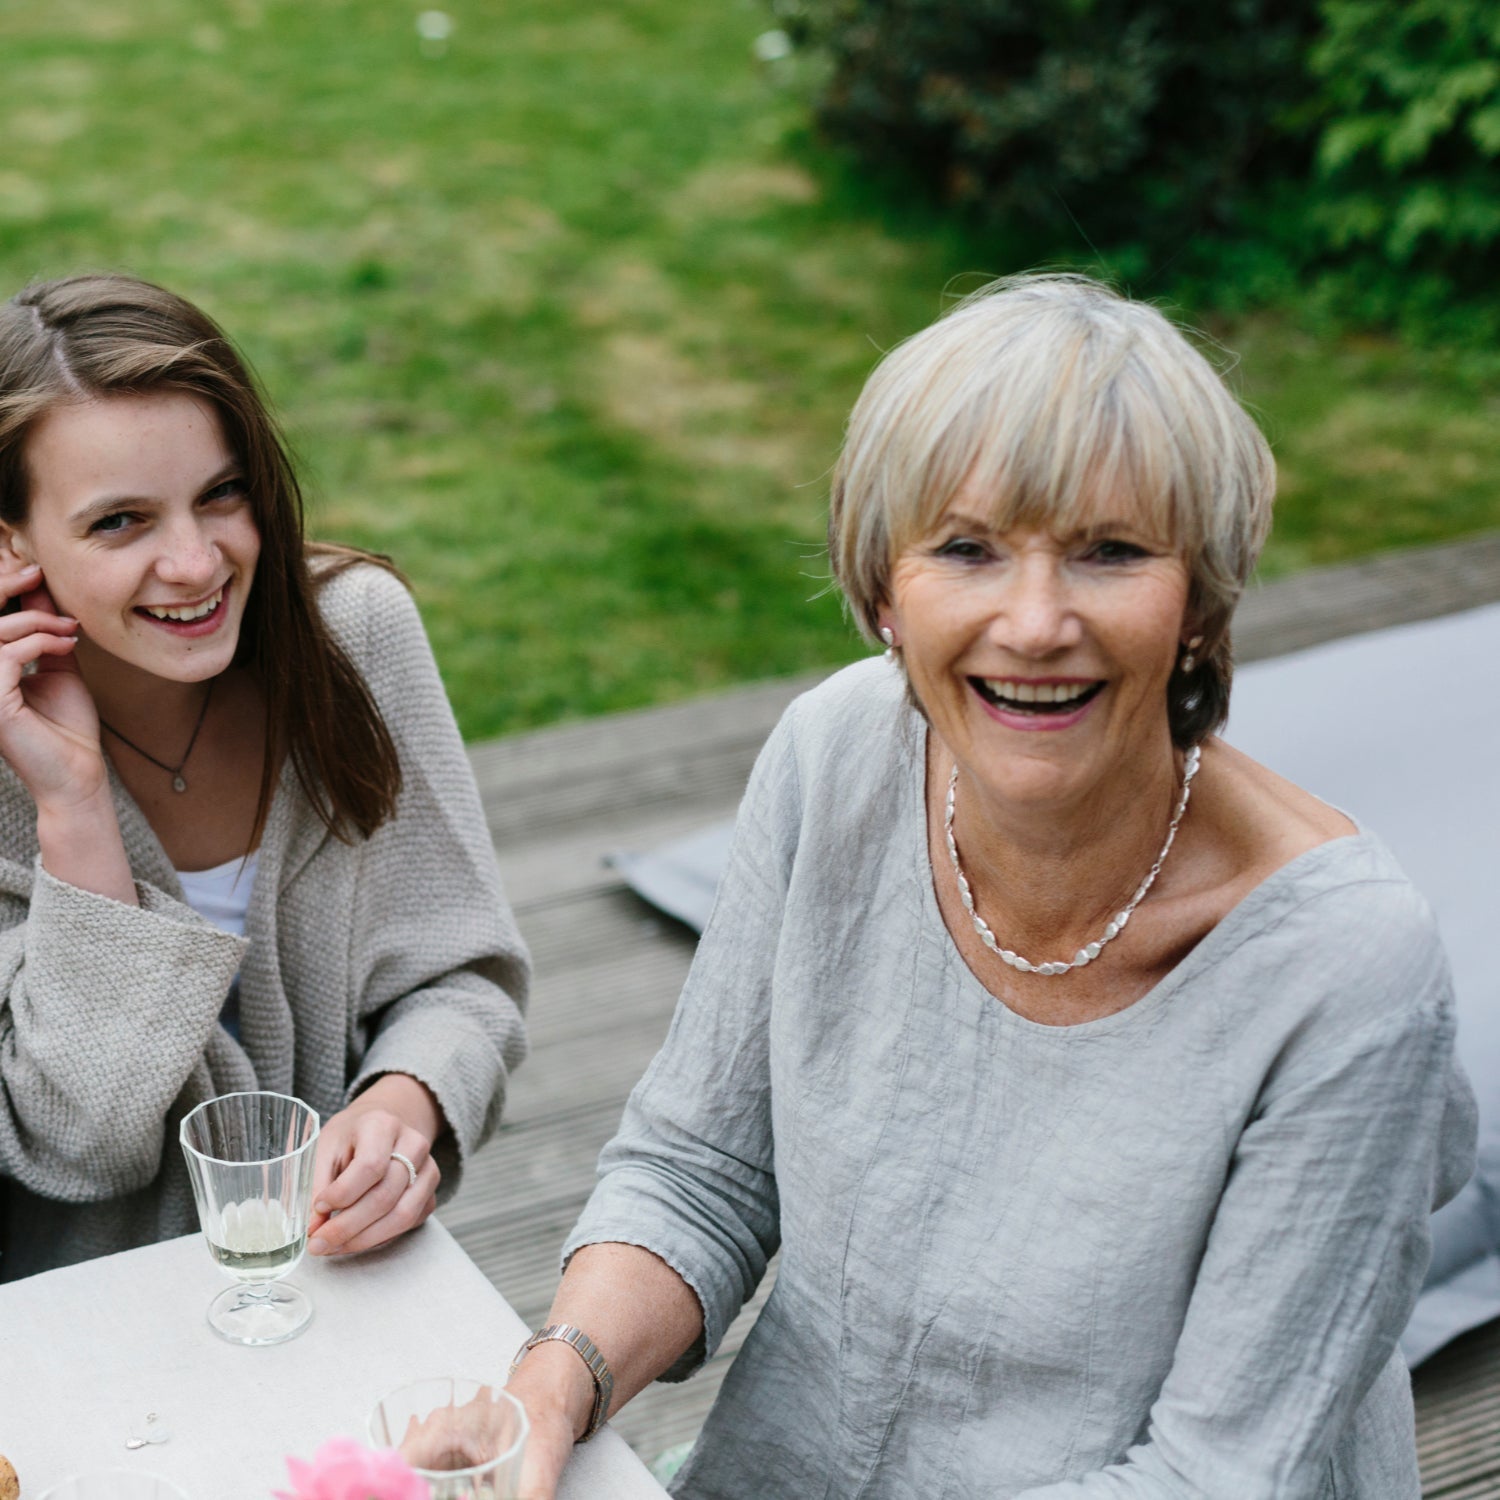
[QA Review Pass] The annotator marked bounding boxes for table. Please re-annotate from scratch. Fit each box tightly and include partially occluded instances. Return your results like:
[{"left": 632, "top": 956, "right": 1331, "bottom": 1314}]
[{"left": 0, "top": 1221, "right": 670, "bottom": 1499}]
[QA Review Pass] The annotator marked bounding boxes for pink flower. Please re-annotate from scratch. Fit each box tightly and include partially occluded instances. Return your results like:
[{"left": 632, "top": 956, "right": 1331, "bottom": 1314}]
[{"left": 275, "top": 1438, "right": 431, "bottom": 1500}]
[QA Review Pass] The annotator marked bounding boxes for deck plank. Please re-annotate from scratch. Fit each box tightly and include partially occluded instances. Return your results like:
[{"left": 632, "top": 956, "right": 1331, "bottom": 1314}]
[
  {"left": 1415, "top": 1318, "right": 1500, "bottom": 1497},
  {"left": 440, "top": 532, "right": 1500, "bottom": 1487}
]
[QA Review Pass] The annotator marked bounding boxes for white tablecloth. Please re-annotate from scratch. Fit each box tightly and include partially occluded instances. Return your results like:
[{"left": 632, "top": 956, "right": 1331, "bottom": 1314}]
[{"left": 0, "top": 1220, "right": 668, "bottom": 1499}]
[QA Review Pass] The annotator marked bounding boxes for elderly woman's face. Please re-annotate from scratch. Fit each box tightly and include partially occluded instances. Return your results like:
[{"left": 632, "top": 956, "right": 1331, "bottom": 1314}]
[{"left": 882, "top": 494, "right": 1192, "bottom": 808}]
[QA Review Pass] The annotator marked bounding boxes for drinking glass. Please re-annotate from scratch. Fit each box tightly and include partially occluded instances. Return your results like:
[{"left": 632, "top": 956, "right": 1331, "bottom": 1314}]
[
  {"left": 368, "top": 1379, "right": 529, "bottom": 1500},
  {"left": 39, "top": 1473, "right": 190, "bottom": 1499},
  {"left": 179, "top": 1090, "right": 319, "bottom": 1346}
]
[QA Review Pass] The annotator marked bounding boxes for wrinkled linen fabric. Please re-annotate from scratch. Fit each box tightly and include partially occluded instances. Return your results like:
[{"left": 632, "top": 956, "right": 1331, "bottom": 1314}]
[
  {"left": 565, "top": 656, "right": 1475, "bottom": 1500},
  {"left": 0, "top": 564, "right": 530, "bottom": 1280}
]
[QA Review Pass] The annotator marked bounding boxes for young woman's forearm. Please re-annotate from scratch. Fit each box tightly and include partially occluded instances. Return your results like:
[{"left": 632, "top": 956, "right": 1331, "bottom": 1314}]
[{"left": 35, "top": 785, "right": 137, "bottom": 905}]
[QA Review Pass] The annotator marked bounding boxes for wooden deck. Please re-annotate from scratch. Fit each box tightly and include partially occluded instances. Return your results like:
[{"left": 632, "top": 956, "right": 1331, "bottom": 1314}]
[{"left": 440, "top": 530, "right": 1500, "bottom": 1487}]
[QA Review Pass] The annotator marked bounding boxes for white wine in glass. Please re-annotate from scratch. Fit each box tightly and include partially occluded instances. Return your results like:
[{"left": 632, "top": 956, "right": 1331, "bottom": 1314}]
[
  {"left": 206, "top": 1196, "right": 304, "bottom": 1279},
  {"left": 180, "top": 1090, "right": 319, "bottom": 1346}
]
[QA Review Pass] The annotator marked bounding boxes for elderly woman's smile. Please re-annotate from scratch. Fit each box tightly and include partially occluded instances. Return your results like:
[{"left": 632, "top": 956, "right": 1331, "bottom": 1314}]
[{"left": 970, "top": 676, "right": 1102, "bottom": 716}]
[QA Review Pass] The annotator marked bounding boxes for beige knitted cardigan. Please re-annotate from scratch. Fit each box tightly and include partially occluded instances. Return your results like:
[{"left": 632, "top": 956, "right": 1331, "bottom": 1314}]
[{"left": 0, "top": 564, "right": 530, "bottom": 1280}]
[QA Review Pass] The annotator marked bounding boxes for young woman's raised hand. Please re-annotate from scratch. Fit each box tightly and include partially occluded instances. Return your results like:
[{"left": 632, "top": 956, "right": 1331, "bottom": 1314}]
[{"left": 0, "top": 562, "right": 100, "bottom": 809}]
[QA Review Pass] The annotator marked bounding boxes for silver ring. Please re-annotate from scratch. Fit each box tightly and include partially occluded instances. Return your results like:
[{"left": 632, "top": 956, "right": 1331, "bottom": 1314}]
[{"left": 390, "top": 1150, "right": 418, "bottom": 1189}]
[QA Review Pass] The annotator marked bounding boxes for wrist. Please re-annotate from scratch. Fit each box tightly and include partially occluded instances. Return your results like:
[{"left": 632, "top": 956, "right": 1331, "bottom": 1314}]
[
  {"left": 35, "top": 785, "right": 136, "bottom": 905},
  {"left": 350, "top": 1072, "right": 444, "bottom": 1143},
  {"left": 35, "top": 775, "right": 114, "bottom": 829},
  {"left": 508, "top": 1340, "right": 599, "bottom": 1443}
]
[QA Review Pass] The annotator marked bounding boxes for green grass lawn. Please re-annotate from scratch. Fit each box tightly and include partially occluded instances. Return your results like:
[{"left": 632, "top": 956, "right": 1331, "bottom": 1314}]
[{"left": 3, "top": 0, "right": 1497, "bottom": 738}]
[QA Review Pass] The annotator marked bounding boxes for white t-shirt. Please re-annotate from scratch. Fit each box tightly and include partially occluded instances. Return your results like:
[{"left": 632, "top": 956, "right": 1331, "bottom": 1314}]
[{"left": 176, "top": 851, "right": 258, "bottom": 1038}]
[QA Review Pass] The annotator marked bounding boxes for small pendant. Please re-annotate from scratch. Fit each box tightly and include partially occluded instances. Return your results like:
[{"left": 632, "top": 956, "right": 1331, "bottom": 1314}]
[{"left": 172, "top": 774, "right": 187, "bottom": 793}]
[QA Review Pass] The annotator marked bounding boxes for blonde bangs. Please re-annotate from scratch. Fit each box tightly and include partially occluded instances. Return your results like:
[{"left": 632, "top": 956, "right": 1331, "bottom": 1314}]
[
  {"left": 831, "top": 275, "right": 1272, "bottom": 643},
  {"left": 923, "top": 362, "right": 1201, "bottom": 561}
]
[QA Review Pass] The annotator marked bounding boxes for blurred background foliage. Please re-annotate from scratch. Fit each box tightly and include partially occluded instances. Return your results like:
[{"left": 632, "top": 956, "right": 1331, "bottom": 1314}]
[
  {"left": 1311, "top": 0, "right": 1500, "bottom": 283},
  {"left": 770, "top": 0, "right": 1320, "bottom": 259},
  {"left": 0, "top": 0, "right": 1497, "bottom": 737},
  {"left": 770, "top": 0, "right": 1500, "bottom": 326}
]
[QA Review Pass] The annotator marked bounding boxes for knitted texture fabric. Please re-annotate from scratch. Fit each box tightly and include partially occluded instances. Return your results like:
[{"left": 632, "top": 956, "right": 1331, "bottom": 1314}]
[{"left": 0, "top": 564, "right": 529, "bottom": 1280}]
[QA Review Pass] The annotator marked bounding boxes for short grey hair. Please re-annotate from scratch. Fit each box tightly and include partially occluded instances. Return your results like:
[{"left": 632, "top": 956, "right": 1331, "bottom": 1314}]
[{"left": 828, "top": 274, "right": 1275, "bottom": 747}]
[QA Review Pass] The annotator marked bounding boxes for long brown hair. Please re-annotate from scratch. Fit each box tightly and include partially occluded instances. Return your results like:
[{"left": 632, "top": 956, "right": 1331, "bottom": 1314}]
[{"left": 0, "top": 273, "right": 402, "bottom": 841}]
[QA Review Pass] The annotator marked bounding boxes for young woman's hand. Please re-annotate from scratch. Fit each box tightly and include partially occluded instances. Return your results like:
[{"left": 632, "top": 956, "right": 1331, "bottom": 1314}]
[
  {"left": 0, "top": 563, "right": 102, "bottom": 809},
  {"left": 307, "top": 1073, "right": 444, "bottom": 1256}
]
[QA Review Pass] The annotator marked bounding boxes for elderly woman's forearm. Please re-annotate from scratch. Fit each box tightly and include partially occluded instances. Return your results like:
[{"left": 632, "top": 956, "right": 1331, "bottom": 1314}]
[{"left": 522, "top": 1241, "right": 705, "bottom": 1436}]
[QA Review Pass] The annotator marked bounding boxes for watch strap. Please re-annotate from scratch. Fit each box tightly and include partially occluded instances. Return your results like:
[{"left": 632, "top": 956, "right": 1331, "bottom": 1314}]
[{"left": 510, "top": 1322, "right": 614, "bottom": 1442}]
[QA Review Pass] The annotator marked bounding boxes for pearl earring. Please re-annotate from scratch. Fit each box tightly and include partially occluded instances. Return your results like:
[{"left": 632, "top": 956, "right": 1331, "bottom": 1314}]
[
  {"left": 879, "top": 626, "right": 897, "bottom": 662},
  {"left": 1180, "top": 636, "right": 1204, "bottom": 674}
]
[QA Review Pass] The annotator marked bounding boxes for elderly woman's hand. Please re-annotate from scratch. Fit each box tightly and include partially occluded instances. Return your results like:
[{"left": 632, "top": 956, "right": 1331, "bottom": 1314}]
[
  {"left": 393, "top": 1386, "right": 525, "bottom": 1471},
  {"left": 505, "top": 1342, "right": 597, "bottom": 1500},
  {"left": 308, "top": 1073, "right": 443, "bottom": 1256}
]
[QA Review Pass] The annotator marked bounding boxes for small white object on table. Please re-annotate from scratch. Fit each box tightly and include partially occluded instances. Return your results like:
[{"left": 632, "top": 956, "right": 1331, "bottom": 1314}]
[{"left": 0, "top": 1220, "right": 670, "bottom": 1500}]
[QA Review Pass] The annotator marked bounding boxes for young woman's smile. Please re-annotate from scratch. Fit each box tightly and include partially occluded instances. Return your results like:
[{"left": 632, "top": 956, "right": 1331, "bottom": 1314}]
[
  {"left": 9, "top": 392, "right": 260, "bottom": 690},
  {"left": 883, "top": 508, "right": 1193, "bottom": 809}
]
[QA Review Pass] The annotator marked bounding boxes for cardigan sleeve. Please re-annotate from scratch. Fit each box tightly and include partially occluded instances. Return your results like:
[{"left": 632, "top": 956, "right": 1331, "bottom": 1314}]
[
  {"left": 0, "top": 854, "right": 246, "bottom": 1202},
  {"left": 561, "top": 698, "right": 802, "bottom": 1378},
  {"left": 1014, "top": 880, "right": 1477, "bottom": 1500},
  {"left": 329, "top": 568, "right": 530, "bottom": 1192}
]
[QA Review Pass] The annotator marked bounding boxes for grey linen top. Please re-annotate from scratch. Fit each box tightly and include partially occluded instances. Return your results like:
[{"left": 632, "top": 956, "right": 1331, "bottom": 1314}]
[
  {"left": 565, "top": 657, "right": 1476, "bottom": 1499},
  {"left": 0, "top": 564, "right": 530, "bottom": 1281}
]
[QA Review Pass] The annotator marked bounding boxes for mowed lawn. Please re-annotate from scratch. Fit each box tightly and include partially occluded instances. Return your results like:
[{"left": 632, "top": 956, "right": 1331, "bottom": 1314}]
[{"left": 2, "top": 0, "right": 1497, "bottom": 737}]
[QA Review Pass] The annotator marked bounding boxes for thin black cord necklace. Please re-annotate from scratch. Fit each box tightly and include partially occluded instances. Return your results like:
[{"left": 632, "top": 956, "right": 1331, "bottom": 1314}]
[{"left": 100, "top": 681, "right": 215, "bottom": 793}]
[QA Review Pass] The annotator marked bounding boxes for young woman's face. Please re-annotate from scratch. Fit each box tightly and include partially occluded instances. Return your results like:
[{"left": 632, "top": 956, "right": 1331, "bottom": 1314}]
[{"left": 11, "top": 392, "right": 260, "bottom": 686}]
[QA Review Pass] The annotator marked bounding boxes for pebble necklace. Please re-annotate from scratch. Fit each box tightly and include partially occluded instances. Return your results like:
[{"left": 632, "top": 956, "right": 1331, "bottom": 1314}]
[{"left": 944, "top": 744, "right": 1201, "bottom": 976}]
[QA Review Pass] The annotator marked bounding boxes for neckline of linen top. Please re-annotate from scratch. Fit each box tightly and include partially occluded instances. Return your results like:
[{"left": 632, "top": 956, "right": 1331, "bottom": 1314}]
[{"left": 905, "top": 714, "right": 1375, "bottom": 1039}]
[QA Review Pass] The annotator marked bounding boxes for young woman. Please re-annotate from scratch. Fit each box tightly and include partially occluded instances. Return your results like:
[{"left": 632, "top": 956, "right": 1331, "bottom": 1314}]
[{"left": 0, "top": 273, "right": 529, "bottom": 1281}]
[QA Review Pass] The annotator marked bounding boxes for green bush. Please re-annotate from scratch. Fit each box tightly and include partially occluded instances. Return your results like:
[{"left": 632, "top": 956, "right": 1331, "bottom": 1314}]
[
  {"left": 769, "top": 0, "right": 1320, "bottom": 251},
  {"left": 1309, "top": 0, "right": 1500, "bottom": 275},
  {"left": 771, "top": 0, "right": 1500, "bottom": 321}
]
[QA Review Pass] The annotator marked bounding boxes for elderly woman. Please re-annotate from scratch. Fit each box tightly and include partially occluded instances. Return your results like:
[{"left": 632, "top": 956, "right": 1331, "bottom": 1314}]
[{"left": 508, "top": 276, "right": 1475, "bottom": 1497}]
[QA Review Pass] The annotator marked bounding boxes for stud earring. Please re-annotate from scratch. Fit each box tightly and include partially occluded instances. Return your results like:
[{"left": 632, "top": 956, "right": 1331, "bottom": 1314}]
[
  {"left": 1180, "top": 635, "right": 1204, "bottom": 674},
  {"left": 879, "top": 626, "right": 897, "bottom": 662}
]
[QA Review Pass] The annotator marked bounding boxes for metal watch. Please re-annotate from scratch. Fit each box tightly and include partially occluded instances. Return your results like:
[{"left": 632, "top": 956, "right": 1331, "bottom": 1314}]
[{"left": 510, "top": 1322, "right": 615, "bottom": 1442}]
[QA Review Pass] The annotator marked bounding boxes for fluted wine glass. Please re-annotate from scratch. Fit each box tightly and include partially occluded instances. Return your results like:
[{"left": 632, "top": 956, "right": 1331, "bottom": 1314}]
[
  {"left": 179, "top": 1090, "right": 320, "bottom": 1346},
  {"left": 369, "top": 1378, "right": 529, "bottom": 1499}
]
